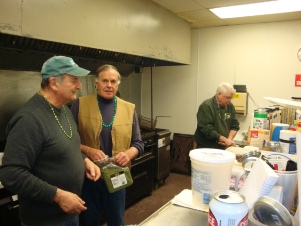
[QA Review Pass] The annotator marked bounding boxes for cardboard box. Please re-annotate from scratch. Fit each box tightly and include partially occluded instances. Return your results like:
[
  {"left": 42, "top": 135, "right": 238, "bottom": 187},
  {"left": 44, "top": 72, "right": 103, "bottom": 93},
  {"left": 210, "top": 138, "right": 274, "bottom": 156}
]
[{"left": 247, "top": 129, "right": 270, "bottom": 148}]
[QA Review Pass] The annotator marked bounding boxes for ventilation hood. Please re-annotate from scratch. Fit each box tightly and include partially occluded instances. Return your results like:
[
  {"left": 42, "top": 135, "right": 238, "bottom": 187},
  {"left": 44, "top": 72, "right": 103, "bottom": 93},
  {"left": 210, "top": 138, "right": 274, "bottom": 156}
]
[{"left": 0, "top": 33, "right": 185, "bottom": 76}]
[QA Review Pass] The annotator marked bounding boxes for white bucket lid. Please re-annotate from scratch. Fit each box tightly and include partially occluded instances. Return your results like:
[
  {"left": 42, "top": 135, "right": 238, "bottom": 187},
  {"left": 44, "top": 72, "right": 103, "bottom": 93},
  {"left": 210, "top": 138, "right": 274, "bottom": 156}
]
[
  {"left": 189, "top": 148, "right": 235, "bottom": 163},
  {"left": 279, "top": 130, "right": 297, "bottom": 140}
]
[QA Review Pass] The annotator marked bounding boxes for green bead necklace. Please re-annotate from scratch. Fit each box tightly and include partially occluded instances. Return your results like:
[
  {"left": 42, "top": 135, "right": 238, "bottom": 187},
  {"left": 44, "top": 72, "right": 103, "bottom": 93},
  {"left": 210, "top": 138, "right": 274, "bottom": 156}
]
[
  {"left": 97, "top": 96, "right": 117, "bottom": 128},
  {"left": 38, "top": 91, "right": 73, "bottom": 139}
]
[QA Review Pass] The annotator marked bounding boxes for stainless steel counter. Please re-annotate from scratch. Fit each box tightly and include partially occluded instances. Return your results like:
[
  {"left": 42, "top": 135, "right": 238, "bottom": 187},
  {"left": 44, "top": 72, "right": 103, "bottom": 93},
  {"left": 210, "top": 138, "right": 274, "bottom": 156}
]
[
  {"left": 138, "top": 201, "right": 298, "bottom": 226},
  {"left": 139, "top": 202, "right": 208, "bottom": 225}
]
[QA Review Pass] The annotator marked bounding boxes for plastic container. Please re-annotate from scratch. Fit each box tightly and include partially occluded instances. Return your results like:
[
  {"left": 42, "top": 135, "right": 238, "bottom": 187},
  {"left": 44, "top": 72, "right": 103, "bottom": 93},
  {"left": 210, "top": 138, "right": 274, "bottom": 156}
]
[
  {"left": 231, "top": 165, "right": 247, "bottom": 191},
  {"left": 189, "top": 149, "right": 235, "bottom": 209},
  {"left": 279, "top": 130, "right": 297, "bottom": 154},
  {"left": 275, "top": 170, "right": 298, "bottom": 212},
  {"left": 253, "top": 196, "right": 294, "bottom": 225},
  {"left": 253, "top": 109, "right": 268, "bottom": 129},
  {"left": 271, "top": 123, "right": 290, "bottom": 142}
]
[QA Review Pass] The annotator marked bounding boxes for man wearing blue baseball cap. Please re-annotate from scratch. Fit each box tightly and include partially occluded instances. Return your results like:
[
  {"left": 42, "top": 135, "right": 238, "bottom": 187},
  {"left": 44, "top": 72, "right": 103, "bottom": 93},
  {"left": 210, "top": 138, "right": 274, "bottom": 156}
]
[{"left": 0, "top": 56, "right": 101, "bottom": 226}]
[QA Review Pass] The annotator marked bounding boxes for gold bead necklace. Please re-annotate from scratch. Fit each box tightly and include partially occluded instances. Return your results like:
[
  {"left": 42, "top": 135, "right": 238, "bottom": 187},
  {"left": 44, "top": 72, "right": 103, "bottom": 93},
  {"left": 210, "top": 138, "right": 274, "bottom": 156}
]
[{"left": 38, "top": 91, "right": 73, "bottom": 139}]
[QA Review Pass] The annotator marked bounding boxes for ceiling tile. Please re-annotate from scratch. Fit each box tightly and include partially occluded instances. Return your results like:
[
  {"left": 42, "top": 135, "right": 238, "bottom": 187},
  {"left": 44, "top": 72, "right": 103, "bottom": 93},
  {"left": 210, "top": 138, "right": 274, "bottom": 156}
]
[
  {"left": 224, "top": 11, "right": 301, "bottom": 26},
  {"left": 177, "top": 9, "right": 219, "bottom": 23},
  {"left": 191, "top": 19, "right": 227, "bottom": 28},
  {"left": 150, "top": 0, "right": 204, "bottom": 13},
  {"left": 194, "top": 0, "right": 273, "bottom": 8},
  {"left": 148, "top": 0, "right": 301, "bottom": 29}
]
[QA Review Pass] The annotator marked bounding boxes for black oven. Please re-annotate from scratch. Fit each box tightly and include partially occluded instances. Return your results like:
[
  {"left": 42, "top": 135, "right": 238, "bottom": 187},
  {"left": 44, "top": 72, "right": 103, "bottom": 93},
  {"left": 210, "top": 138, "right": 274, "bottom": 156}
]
[
  {"left": 125, "top": 131, "right": 156, "bottom": 206},
  {"left": 154, "top": 129, "right": 171, "bottom": 188},
  {"left": 0, "top": 140, "right": 20, "bottom": 226},
  {"left": 0, "top": 177, "right": 20, "bottom": 226}
]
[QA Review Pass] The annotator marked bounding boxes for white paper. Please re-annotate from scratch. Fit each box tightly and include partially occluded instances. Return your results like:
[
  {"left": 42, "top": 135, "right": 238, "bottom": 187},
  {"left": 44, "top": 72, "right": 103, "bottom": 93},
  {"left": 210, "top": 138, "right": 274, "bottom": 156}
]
[
  {"left": 239, "top": 158, "right": 279, "bottom": 209},
  {"left": 171, "top": 189, "right": 208, "bottom": 212}
]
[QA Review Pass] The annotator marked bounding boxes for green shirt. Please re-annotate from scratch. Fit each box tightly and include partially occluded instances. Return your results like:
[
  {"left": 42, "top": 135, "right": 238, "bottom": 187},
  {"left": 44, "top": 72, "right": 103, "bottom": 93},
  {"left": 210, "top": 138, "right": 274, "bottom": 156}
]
[
  {"left": 0, "top": 93, "right": 85, "bottom": 226},
  {"left": 194, "top": 96, "right": 240, "bottom": 149}
]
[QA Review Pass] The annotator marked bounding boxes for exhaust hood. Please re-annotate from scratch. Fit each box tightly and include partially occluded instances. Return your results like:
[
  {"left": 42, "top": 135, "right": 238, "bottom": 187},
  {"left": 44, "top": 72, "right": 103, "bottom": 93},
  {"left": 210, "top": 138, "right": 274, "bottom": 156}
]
[{"left": 0, "top": 33, "right": 185, "bottom": 76}]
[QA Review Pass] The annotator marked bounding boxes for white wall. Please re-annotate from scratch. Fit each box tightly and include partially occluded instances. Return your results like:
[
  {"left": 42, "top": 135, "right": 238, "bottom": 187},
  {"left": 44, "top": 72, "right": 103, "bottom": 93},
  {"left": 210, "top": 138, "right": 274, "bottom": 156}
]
[
  {"left": 142, "top": 20, "right": 301, "bottom": 137},
  {"left": 141, "top": 30, "right": 199, "bottom": 134},
  {"left": 118, "top": 72, "right": 142, "bottom": 114}
]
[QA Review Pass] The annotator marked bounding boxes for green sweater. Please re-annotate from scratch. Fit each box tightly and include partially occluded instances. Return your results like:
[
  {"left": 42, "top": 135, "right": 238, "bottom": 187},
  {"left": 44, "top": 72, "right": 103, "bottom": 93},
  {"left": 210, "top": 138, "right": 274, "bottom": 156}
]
[
  {"left": 194, "top": 96, "right": 240, "bottom": 149},
  {"left": 0, "top": 93, "right": 85, "bottom": 226}
]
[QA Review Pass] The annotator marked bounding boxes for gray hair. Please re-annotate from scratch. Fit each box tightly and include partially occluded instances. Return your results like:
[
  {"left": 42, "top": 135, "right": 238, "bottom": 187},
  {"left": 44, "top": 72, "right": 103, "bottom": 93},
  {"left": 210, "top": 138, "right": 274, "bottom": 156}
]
[
  {"left": 216, "top": 82, "right": 236, "bottom": 94},
  {"left": 95, "top": 64, "right": 121, "bottom": 84},
  {"left": 41, "top": 74, "right": 65, "bottom": 88}
]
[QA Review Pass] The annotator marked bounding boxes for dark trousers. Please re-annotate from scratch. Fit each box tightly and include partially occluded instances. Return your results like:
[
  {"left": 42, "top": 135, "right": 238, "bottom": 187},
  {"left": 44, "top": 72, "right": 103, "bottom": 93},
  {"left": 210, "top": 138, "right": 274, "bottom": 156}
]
[
  {"left": 21, "top": 215, "right": 79, "bottom": 226},
  {"left": 79, "top": 177, "right": 125, "bottom": 226}
]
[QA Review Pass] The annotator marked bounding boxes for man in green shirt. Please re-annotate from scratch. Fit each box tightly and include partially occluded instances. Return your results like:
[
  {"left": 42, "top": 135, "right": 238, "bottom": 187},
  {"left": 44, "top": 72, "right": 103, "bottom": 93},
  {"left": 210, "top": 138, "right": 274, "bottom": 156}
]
[{"left": 194, "top": 82, "right": 240, "bottom": 149}]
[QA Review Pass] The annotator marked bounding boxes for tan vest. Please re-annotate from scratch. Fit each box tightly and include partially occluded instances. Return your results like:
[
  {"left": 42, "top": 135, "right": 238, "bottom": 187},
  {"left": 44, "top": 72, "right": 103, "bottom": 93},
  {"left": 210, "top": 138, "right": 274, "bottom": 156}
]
[{"left": 77, "top": 94, "right": 134, "bottom": 157}]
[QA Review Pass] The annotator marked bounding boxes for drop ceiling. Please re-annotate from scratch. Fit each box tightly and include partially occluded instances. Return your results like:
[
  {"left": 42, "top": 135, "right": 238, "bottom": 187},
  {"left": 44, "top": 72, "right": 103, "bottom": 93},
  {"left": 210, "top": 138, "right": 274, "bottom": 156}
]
[{"left": 148, "top": 0, "right": 301, "bottom": 28}]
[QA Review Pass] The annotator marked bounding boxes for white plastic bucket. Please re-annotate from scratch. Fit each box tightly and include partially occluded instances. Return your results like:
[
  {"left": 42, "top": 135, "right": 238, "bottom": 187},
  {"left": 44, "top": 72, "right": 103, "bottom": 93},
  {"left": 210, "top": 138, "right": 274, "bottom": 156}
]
[
  {"left": 275, "top": 170, "right": 298, "bottom": 211},
  {"left": 279, "top": 130, "right": 297, "bottom": 154},
  {"left": 189, "top": 148, "right": 235, "bottom": 209}
]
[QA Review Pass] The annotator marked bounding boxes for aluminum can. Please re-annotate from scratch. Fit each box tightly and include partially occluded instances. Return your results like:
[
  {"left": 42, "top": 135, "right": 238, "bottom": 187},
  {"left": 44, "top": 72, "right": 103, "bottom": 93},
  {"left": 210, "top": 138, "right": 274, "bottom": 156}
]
[{"left": 208, "top": 190, "right": 248, "bottom": 226}]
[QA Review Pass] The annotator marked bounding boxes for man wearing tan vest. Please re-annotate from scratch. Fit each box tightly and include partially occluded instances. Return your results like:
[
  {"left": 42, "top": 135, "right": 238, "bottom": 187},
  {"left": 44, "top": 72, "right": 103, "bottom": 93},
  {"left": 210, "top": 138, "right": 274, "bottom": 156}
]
[{"left": 71, "top": 64, "right": 144, "bottom": 226}]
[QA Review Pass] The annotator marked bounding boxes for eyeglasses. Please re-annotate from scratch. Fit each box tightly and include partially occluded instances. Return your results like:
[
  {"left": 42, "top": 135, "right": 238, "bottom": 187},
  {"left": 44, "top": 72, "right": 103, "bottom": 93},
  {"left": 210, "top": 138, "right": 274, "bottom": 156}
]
[{"left": 222, "top": 93, "right": 233, "bottom": 100}]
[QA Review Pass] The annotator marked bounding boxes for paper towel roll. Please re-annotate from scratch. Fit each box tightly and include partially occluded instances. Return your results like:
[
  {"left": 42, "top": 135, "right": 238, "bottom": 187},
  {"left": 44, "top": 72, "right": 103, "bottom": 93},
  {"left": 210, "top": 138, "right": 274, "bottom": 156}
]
[
  {"left": 296, "top": 133, "right": 301, "bottom": 223},
  {"left": 271, "top": 123, "right": 290, "bottom": 141}
]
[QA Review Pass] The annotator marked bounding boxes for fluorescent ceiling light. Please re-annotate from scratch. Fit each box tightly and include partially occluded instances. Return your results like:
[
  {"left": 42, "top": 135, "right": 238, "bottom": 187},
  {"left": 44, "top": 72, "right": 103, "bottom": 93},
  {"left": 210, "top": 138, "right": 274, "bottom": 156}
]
[{"left": 210, "top": 0, "right": 301, "bottom": 19}]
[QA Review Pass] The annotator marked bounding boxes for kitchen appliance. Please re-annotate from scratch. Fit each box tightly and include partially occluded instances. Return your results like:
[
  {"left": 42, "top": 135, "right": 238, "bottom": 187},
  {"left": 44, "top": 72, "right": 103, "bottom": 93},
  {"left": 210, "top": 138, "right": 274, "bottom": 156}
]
[
  {"left": 0, "top": 151, "right": 20, "bottom": 226},
  {"left": 0, "top": 187, "right": 19, "bottom": 226},
  {"left": 154, "top": 129, "right": 171, "bottom": 188},
  {"left": 125, "top": 130, "right": 156, "bottom": 206}
]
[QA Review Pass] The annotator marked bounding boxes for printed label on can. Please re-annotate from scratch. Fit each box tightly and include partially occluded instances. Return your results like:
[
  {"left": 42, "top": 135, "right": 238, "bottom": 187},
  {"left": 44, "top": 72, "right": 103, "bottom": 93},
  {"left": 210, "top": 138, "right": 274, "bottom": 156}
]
[
  {"left": 208, "top": 210, "right": 248, "bottom": 226},
  {"left": 208, "top": 191, "right": 248, "bottom": 226}
]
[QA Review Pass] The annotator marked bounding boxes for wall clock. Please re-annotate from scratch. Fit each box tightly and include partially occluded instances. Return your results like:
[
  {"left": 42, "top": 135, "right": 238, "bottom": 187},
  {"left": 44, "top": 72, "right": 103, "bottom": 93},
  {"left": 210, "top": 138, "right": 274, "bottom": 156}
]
[{"left": 298, "top": 48, "right": 301, "bottom": 61}]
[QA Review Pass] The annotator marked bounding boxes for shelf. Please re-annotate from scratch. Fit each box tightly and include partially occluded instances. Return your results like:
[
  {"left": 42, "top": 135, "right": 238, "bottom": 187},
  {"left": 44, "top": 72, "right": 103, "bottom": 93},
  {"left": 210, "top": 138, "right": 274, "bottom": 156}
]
[{"left": 264, "top": 97, "right": 301, "bottom": 109}]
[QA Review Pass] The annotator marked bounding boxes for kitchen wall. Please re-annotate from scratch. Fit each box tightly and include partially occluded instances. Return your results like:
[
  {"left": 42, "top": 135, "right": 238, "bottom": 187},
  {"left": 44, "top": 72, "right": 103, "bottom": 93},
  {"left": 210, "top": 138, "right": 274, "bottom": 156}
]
[
  {"left": 141, "top": 20, "right": 301, "bottom": 138},
  {"left": 118, "top": 72, "right": 142, "bottom": 114},
  {"left": 0, "top": 0, "right": 190, "bottom": 65}
]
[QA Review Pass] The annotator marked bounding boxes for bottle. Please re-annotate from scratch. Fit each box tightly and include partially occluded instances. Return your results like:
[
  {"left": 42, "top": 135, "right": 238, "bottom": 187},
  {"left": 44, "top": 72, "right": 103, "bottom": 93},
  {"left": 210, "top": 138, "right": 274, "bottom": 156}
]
[
  {"left": 297, "top": 123, "right": 301, "bottom": 133},
  {"left": 290, "top": 124, "right": 297, "bottom": 131}
]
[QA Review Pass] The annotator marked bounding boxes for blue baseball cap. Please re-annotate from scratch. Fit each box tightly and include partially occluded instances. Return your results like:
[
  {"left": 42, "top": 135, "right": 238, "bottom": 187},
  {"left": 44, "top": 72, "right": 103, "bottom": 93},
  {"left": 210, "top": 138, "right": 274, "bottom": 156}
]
[{"left": 41, "top": 56, "right": 90, "bottom": 79}]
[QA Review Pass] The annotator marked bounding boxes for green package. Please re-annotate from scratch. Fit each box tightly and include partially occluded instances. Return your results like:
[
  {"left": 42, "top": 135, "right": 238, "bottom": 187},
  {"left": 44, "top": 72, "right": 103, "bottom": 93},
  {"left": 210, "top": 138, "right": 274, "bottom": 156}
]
[{"left": 101, "top": 162, "right": 133, "bottom": 193}]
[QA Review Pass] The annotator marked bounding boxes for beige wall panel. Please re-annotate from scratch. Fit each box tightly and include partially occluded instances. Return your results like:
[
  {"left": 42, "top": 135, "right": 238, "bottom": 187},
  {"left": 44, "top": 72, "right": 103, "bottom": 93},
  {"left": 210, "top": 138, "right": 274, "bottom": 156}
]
[
  {"left": 0, "top": 0, "right": 191, "bottom": 64},
  {"left": 0, "top": 0, "right": 22, "bottom": 34},
  {"left": 142, "top": 20, "right": 301, "bottom": 136}
]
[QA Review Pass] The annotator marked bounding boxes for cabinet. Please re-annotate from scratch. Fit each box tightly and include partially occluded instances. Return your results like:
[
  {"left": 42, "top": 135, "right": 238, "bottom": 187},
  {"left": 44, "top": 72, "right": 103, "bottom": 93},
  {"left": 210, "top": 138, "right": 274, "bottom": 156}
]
[
  {"left": 232, "top": 92, "right": 248, "bottom": 115},
  {"left": 170, "top": 133, "right": 193, "bottom": 175}
]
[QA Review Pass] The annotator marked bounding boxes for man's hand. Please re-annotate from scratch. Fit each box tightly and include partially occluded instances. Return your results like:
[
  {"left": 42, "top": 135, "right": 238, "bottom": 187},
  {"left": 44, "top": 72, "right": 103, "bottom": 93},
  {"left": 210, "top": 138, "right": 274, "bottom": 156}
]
[
  {"left": 84, "top": 158, "right": 101, "bottom": 181},
  {"left": 114, "top": 151, "right": 131, "bottom": 167},
  {"left": 80, "top": 145, "right": 106, "bottom": 161},
  {"left": 54, "top": 189, "right": 87, "bottom": 214},
  {"left": 114, "top": 147, "right": 139, "bottom": 167},
  {"left": 218, "top": 136, "right": 235, "bottom": 147}
]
